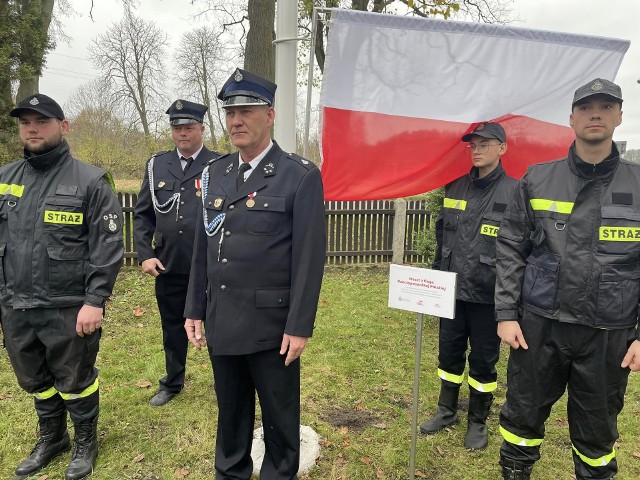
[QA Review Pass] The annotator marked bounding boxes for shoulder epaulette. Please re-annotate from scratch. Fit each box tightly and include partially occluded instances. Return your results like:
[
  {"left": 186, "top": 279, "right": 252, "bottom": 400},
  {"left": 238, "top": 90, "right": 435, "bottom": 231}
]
[
  {"left": 208, "top": 153, "right": 229, "bottom": 165},
  {"left": 148, "top": 150, "right": 170, "bottom": 162},
  {"left": 286, "top": 152, "right": 316, "bottom": 170}
]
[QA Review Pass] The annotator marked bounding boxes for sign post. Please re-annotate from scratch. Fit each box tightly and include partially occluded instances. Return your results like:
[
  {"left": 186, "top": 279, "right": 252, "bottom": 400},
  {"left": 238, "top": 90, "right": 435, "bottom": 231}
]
[{"left": 388, "top": 264, "right": 457, "bottom": 480}]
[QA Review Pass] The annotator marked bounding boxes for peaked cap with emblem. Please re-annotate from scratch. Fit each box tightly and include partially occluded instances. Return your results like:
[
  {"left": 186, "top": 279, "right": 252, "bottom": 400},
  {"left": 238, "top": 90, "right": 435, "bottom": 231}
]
[
  {"left": 461, "top": 122, "right": 506, "bottom": 143},
  {"left": 572, "top": 78, "right": 623, "bottom": 107},
  {"left": 218, "top": 68, "right": 277, "bottom": 108},
  {"left": 10, "top": 93, "right": 65, "bottom": 120},
  {"left": 166, "top": 99, "right": 208, "bottom": 125}
]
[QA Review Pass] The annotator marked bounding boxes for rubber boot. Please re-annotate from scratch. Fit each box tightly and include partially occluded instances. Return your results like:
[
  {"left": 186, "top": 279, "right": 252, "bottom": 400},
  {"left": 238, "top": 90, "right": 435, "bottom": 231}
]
[
  {"left": 464, "top": 389, "right": 493, "bottom": 449},
  {"left": 65, "top": 417, "right": 98, "bottom": 480},
  {"left": 420, "top": 381, "right": 459, "bottom": 434},
  {"left": 499, "top": 457, "right": 533, "bottom": 480},
  {"left": 15, "top": 413, "right": 71, "bottom": 477}
]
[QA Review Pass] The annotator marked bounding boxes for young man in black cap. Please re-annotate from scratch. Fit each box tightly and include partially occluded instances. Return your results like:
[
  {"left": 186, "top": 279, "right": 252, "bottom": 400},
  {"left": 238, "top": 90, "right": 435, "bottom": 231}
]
[
  {"left": 184, "top": 68, "right": 326, "bottom": 479},
  {"left": 134, "top": 99, "right": 219, "bottom": 406},
  {"left": 1, "top": 94, "right": 123, "bottom": 479},
  {"left": 496, "top": 78, "right": 640, "bottom": 480},
  {"left": 421, "top": 122, "right": 517, "bottom": 450}
]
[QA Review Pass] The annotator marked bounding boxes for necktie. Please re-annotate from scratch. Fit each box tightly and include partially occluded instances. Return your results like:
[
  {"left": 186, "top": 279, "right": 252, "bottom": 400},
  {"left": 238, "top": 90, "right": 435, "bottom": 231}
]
[
  {"left": 181, "top": 156, "right": 193, "bottom": 173},
  {"left": 237, "top": 162, "right": 252, "bottom": 190}
]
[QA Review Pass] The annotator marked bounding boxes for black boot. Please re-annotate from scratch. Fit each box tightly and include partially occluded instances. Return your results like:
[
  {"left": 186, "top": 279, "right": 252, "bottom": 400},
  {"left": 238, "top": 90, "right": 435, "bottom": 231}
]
[
  {"left": 464, "top": 389, "right": 493, "bottom": 449},
  {"left": 420, "top": 382, "right": 459, "bottom": 434},
  {"left": 499, "top": 457, "right": 533, "bottom": 480},
  {"left": 65, "top": 417, "right": 99, "bottom": 480},
  {"left": 15, "top": 414, "right": 71, "bottom": 477}
]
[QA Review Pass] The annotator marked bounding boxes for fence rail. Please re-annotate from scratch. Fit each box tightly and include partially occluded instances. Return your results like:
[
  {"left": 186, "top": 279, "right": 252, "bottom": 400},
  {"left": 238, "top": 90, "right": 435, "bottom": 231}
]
[{"left": 117, "top": 193, "right": 432, "bottom": 267}]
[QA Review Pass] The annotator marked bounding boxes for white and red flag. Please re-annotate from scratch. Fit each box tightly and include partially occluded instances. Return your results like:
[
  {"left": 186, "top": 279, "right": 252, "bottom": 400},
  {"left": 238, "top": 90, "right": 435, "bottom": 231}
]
[{"left": 319, "top": 9, "right": 629, "bottom": 200}]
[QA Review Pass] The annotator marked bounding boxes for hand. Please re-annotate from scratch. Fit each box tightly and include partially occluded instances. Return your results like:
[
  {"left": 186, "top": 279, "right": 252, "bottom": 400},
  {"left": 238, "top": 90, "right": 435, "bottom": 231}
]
[
  {"left": 76, "top": 304, "right": 103, "bottom": 337},
  {"left": 141, "top": 258, "right": 165, "bottom": 277},
  {"left": 280, "top": 334, "right": 308, "bottom": 366},
  {"left": 498, "top": 320, "right": 529, "bottom": 350},
  {"left": 621, "top": 339, "right": 640, "bottom": 371},
  {"left": 185, "top": 319, "right": 206, "bottom": 349}
]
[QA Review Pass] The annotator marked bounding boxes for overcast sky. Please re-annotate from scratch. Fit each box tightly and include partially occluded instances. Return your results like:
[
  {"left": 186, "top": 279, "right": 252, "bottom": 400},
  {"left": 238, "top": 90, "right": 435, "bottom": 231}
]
[{"left": 40, "top": 0, "right": 640, "bottom": 149}]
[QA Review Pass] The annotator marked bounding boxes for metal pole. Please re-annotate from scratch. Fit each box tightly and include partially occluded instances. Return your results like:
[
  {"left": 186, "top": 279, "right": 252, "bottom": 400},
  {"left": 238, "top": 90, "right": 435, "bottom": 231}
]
[
  {"left": 409, "top": 313, "right": 424, "bottom": 480},
  {"left": 274, "top": 0, "right": 298, "bottom": 154},
  {"left": 303, "top": 7, "right": 320, "bottom": 158}
]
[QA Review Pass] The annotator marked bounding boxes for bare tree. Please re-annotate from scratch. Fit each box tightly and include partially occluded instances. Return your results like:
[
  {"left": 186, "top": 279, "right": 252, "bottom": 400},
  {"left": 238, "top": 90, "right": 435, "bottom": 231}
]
[
  {"left": 88, "top": 8, "right": 168, "bottom": 136},
  {"left": 174, "top": 26, "right": 230, "bottom": 149}
]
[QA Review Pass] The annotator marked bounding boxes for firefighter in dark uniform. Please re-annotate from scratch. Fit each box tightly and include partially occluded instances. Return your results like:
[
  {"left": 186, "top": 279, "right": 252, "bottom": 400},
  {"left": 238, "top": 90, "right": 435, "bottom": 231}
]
[
  {"left": 134, "top": 100, "right": 219, "bottom": 407},
  {"left": 184, "top": 69, "right": 326, "bottom": 479},
  {"left": 496, "top": 79, "right": 640, "bottom": 480},
  {"left": 420, "top": 122, "right": 517, "bottom": 449},
  {"left": 0, "top": 94, "right": 123, "bottom": 479}
]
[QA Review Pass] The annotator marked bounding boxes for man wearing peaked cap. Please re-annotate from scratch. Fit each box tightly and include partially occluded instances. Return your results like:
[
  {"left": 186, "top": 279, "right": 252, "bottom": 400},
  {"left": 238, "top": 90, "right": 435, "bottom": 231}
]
[
  {"left": 420, "top": 122, "right": 517, "bottom": 451},
  {"left": 134, "top": 99, "right": 221, "bottom": 407},
  {"left": 2, "top": 93, "right": 123, "bottom": 479},
  {"left": 496, "top": 78, "right": 640, "bottom": 480},
  {"left": 184, "top": 69, "right": 326, "bottom": 479}
]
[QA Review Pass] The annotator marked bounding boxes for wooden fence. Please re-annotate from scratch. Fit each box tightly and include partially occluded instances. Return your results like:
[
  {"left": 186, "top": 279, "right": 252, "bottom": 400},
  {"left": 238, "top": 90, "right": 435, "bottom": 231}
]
[{"left": 118, "top": 193, "right": 432, "bottom": 267}]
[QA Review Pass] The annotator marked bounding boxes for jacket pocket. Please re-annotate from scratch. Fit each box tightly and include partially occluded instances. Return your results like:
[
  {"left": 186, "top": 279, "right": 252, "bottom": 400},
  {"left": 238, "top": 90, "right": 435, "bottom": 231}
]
[
  {"left": 255, "top": 287, "right": 290, "bottom": 308},
  {"left": 47, "top": 246, "right": 88, "bottom": 296},
  {"left": 440, "top": 246, "right": 452, "bottom": 271},
  {"left": 522, "top": 248, "right": 560, "bottom": 312},
  {"left": 597, "top": 205, "right": 640, "bottom": 256},
  {"left": 479, "top": 212, "right": 502, "bottom": 242},
  {"left": 443, "top": 209, "right": 460, "bottom": 232},
  {"left": 43, "top": 196, "right": 85, "bottom": 231},
  {"left": 247, "top": 195, "right": 286, "bottom": 235},
  {"left": 498, "top": 209, "right": 526, "bottom": 243},
  {"left": 595, "top": 263, "right": 640, "bottom": 328},
  {"left": 473, "top": 253, "right": 497, "bottom": 298}
]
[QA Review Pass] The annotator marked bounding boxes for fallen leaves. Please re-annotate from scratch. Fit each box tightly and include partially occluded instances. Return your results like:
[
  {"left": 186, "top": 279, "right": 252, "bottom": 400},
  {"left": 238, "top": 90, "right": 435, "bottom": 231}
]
[
  {"left": 133, "top": 306, "right": 145, "bottom": 317},
  {"left": 132, "top": 453, "right": 145, "bottom": 463},
  {"left": 136, "top": 380, "right": 152, "bottom": 388},
  {"left": 175, "top": 467, "right": 190, "bottom": 478},
  {"left": 633, "top": 451, "right": 640, "bottom": 459}
]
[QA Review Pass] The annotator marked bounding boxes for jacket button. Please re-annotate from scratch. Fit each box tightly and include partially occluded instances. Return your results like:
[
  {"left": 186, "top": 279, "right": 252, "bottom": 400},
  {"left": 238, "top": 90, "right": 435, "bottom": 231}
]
[
  {"left": 181, "top": 187, "right": 185, "bottom": 191},
  {"left": 179, "top": 215, "right": 184, "bottom": 219},
  {"left": 221, "top": 258, "right": 227, "bottom": 264},
  {"left": 264, "top": 203, "right": 269, "bottom": 208},
  {"left": 208, "top": 201, "right": 212, "bottom": 206},
  {"left": 220, "top": 285, "right": 226, "bottom": 291},
  {"left": 278, "top": 298, "right": 283, "bottom": 303},
  {"left": 178, "top": 230, "right": 183, "bottom": 234},
  {"left": 225, "top": 230, "right": 231, "bottom": 237},
  {"left": 229, "top": 204, "right": 235, "bottom": 210}
]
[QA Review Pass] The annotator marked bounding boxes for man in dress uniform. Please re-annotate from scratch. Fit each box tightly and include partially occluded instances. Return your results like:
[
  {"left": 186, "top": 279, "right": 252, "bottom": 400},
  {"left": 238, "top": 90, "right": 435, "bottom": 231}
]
[
  {"left": 184, "top": 68, "right": 326, "bottom": 479},
  {"left": 496, "top": 78, "right": 640, "bottom": 479},
  {"left": 134, "top": 100, "right": 219, "bottom": 406},
  {"left": 1, "top": 94, "right": 123, "bottom": 479}
]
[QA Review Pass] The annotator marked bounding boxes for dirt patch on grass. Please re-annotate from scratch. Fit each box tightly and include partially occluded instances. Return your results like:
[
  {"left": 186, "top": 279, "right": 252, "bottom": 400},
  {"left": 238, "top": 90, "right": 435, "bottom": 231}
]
[{"left": 321, "top": 405, "right": 380, "bottom": 433}]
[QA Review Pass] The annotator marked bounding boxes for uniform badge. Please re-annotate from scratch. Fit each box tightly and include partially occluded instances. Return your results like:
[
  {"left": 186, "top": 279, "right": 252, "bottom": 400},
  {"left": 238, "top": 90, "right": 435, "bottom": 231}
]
[
  {"left": 176, "top": 100, "right": 184, "bottom": 110},
  {"left": 234, "top": 69, "right": 243, "bottom": 82},
  {"left": 301, "top": 159, "right": 309, "bottom": 165},
  {"left": 263, "top": 162, "right": 275, "bottom": 175},
  {"left": 475, "top": 123, "right": 485, "bottom": 131},
  {"left": 214, "top": 198, "right": 223, "bottom": 208},
  {"left": 158, "top": 181, "right": 166, "bottom": 188},
  {"left": 30, "top": 97, "right": 40, "bottom": 106},
  {"left": 246, "top": 192, "right": 257, "bottom": 208},
  {"left": 102, "top": 212, "right": 122, "bottom": 233},
  {"left": 196, "top": 191, "right": 201, "bottom": 197},
  {"left": 591, "top": 79, "right": 604, "bottom": 91},
  {"left": 225, "top": 163, "right": 234, "bottom": 174}
]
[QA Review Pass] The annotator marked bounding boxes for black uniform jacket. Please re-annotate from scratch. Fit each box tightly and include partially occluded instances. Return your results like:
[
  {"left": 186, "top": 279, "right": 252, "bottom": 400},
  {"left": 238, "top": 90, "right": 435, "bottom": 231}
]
[
  {"left": 496, "top": 143, "right": 640, "bottom": 338},
  {"left": 134, "top": 146, "right": 218, "bottom": 275},
  {"left": 184, "top": 142, "right": 326, "bottom": 355},
  {"left": 434, "top": 163, "right": 517, "bottom": 304},
  {"left": 0, "top": 140, "right": 123, "bottom": 309}
]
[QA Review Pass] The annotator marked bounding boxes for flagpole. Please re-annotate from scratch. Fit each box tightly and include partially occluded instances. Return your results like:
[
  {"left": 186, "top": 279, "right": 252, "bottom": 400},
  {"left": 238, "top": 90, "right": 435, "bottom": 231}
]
[{"left": 409, "top": 313, "right": 424, "bottom": 480}]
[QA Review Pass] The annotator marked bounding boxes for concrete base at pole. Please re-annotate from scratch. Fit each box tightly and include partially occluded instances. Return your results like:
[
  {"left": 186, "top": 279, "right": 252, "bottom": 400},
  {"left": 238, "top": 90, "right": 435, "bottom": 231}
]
[{"left": 251, "top": 425, "right": 321, "bottom": 476}]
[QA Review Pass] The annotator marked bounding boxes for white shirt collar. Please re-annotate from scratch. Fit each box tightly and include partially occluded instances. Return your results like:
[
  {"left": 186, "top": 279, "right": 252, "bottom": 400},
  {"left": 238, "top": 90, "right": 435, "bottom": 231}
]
[{"left": 238, "top": 140, "right": 273, "bottom": 177}]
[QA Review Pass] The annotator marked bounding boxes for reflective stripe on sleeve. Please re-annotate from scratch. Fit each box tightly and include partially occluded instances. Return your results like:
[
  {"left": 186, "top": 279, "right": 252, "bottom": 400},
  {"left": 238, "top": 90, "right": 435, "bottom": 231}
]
[
  {"left": 58, "top": 378, "right": 99, "bottom": 401},
  {"left": 572, "top": 444, "right": 615, "bottom": 467},
  {"left": 437, "top": 368, "right": 464, "bottom": 385},
  {"left": 0, "top": 183, "right": 25, "bottom": 197},
  {"left": 468, "top": 375, "right": 497, "bottom": 393},
  {"left": 443, "top": 198, "right": 467, "bottom": 211},
  {"left": 34, "top": 386, "right": 58, "bottom": 400},
  {"left": 499, "top": 425, "right": 543, "bottom": 447},
  {"left": 529, "top": 199, "right": 574, "bottom": 214}
]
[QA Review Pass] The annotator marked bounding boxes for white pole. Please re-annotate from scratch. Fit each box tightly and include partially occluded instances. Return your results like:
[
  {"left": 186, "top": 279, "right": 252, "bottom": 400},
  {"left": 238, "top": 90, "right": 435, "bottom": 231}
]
[{"left": 274, "top": 0, "right": 298, "bottom": 154}]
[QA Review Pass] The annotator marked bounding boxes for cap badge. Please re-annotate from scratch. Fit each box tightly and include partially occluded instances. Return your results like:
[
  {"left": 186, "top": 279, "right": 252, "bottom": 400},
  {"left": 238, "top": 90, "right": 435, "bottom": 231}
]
[
  {"left": 30, "top": 97, "right": 39, "bottom": 106},
  {"left": 214, "top": 198, "right": 223, "bottom": 208},
  {"left": 591, "top": 80, "right": 604, "bottom": 92},
  {"left": 301, "top": 159, "right": 309, "bottom": 165},
  {"left": 234, "top": 69, "right": 243, "bottom": 82},
  {"left": 175, "top": 100, "right": 184, "bottom": 110},
  {"left": 475, "top": 123, "right": 485, "bottom": 131}
]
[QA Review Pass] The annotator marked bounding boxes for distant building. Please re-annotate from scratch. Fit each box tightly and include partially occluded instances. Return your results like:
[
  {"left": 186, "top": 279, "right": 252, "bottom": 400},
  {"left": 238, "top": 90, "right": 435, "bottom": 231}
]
[{"left": 615, "top": 140, "right": 627, "bottom": 155}]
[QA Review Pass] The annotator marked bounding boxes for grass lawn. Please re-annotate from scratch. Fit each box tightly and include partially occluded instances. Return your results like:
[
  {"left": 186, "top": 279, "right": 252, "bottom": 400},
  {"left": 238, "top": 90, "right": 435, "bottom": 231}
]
[{"left": 1, "top": 267, "right": 639, "bottom": 479}]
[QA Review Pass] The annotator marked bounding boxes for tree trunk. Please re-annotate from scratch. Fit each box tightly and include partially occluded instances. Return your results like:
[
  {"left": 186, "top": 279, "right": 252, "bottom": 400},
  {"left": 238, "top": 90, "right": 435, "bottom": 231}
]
[{"left": 244, "top": 0, "right": 275, "bottom": 81}]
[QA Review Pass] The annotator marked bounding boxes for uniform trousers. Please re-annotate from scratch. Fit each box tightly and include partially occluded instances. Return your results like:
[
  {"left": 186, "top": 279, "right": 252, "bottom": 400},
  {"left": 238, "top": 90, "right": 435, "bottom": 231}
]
[
  {"left": 210, "top": 348, "right": 300, "bottom": 480},
  {"left": 438, "top": 300, "right": 500, "bottom": 389},
  {"left": 500, "top": 310, "right": 635, "bottom": 480},
  {"left": 155, "top": 273, "right": 190, "bottom": 393},
  {"left": 0, "top": 305, "right": 100, "bottom": 422}
]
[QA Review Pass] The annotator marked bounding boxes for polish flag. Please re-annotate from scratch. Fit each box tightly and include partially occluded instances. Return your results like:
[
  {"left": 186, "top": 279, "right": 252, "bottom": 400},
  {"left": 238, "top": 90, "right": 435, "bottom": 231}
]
[{"left": 319, "top": 9, "right": 629, "bottom": 201}]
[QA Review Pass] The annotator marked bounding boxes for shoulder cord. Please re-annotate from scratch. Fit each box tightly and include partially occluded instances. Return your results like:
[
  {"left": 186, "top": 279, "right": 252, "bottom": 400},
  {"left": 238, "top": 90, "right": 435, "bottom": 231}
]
[
  {"left": 148, "top": 155, "right": 180, "bottom": 221},
  {"left": 201, "top": 164, "right": 225, "bottom": 237}
]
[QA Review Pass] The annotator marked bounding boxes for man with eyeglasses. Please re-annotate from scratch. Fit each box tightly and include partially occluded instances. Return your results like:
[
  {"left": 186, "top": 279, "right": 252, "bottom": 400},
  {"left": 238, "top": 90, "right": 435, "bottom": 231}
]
[
  {"left": 495, "top": 79, "right": 640, "bottom": 479},
  {"left": 421, "top": 122, "right": 517, "bottom": 450}
]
